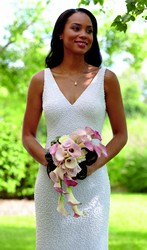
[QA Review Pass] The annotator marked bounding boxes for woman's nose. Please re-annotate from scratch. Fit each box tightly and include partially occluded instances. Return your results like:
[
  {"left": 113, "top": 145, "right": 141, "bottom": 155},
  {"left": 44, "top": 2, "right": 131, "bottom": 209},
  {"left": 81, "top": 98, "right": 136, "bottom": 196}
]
[{"left": 79, "top": 30, "right": 87, "bottom": 38}]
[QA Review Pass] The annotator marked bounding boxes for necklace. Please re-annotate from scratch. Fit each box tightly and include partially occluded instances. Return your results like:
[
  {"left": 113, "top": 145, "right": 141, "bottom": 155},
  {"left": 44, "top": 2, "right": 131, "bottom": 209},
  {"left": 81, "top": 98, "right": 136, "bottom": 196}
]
[{"left": 60, "top": 64, "right": 89, "bottom": 86}]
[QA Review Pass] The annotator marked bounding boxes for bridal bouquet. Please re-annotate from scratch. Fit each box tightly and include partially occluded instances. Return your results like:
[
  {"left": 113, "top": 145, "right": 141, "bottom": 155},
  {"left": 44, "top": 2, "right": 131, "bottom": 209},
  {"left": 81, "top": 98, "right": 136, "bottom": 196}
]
[{"left": 45, "top": 126, "right": 107, "bottom": 217}]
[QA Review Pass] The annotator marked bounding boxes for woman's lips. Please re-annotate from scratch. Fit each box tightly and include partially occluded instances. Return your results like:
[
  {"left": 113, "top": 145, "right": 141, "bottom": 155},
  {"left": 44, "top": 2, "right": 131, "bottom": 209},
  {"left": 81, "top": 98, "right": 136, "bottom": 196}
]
[{"left": 75, "top": 41, "right": 88, "bottom": 48}]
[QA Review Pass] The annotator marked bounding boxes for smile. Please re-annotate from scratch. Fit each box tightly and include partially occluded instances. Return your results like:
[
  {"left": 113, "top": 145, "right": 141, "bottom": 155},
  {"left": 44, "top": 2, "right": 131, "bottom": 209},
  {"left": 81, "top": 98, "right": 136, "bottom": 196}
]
[{"left": 75, "top": 41, "right": 88, "bottom": 47}]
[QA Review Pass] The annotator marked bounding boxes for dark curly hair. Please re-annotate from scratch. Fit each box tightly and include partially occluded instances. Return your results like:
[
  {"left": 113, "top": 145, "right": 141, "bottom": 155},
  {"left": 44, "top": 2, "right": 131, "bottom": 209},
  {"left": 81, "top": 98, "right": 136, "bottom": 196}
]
[{"left": 45, "top": 8, "right": 102, "bottom": 68}]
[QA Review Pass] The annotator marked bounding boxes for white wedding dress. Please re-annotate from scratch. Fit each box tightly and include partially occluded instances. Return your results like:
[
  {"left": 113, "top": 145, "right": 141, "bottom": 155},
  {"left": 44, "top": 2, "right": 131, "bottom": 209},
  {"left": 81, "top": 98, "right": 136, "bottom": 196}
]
[{"left": 34, "top": 67, "right": 110, "bottom": 250}]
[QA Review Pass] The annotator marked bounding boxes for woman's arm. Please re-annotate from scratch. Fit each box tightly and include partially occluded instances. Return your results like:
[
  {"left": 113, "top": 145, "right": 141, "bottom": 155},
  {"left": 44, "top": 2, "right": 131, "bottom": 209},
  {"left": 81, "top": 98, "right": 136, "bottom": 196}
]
[
  {"left": 22, "top": 70, "right": 48, "bottom": 167},
  {"left": 87, "top": 69, "right": 128, "bottom": 175}
]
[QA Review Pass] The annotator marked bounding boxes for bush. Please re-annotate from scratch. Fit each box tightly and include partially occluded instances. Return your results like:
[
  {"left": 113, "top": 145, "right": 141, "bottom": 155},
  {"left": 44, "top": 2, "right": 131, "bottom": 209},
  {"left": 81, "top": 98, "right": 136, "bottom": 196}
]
[
  {"left": 0, "top": 120, "right": 38, "bottom": 198},
  {"left": 107, "top": 148, "right": 147, "bottom": 193}
]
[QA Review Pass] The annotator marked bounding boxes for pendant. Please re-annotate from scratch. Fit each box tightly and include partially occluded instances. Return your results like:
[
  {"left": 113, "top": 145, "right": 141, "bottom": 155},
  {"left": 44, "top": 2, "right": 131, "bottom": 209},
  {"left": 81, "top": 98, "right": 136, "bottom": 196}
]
[{"left": 74, "top": 81, "right": 78, "bottom": 86}]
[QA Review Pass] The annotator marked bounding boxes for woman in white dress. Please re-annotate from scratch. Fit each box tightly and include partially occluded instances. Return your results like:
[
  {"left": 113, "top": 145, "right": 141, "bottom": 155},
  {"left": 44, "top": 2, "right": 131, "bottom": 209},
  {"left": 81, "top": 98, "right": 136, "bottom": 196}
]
[{"left": 22, "top": 8, "right": 128, "bottom": 250}]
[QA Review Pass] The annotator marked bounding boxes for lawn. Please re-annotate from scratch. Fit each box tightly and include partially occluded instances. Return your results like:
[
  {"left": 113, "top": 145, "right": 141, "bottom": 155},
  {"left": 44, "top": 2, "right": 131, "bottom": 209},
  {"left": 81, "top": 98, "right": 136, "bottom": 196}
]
[{"left": 0, "top": 194, "right": 146, "bottom": 250}]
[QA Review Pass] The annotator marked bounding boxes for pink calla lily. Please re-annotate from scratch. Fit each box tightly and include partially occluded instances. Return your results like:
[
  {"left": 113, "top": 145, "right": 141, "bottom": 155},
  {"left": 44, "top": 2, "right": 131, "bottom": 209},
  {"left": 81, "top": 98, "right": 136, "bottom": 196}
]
[
  {"left": 66, "top": 164, "right": 81, "bottom": 178},
  {"left": 49, "top": 168, "right": 59, "bottom": 183},
  {"left": 48, "top": 126, "right": 107, "bottom": 217},
  {"left": 72, "top": 205, "right": 84, "bottom": 217},
  {"left": 65, "top": 157, "right": 78, "bottom": 169},
  {"left": 49, "top": 143, "right": 59, "bottom": 155},
  {"left": 57, "top": 193, "right": 68, "bottom": 216},
  {"left": 85, "top": 126, "right": 102, "bottom": 141},
  {"left": 84, "top": 141, "right": 94, "bottom": 151},
  {"left": 94, "top": 144, "right": 108, "bottom": 157},
  {"left": 62, "top": 138, "right": 82, "bottom": 157},
  {"left": 64, "top": 175, "right": 78, "bottom": 187},
  {"left": 54, "top": 181, "right": 63, "bottom": 193},
  {"left": 66, "top": 186, "right": 81, "bottom": 206},
  {"left": 55, "top": 147, "right": 69, "bottom": 162}
]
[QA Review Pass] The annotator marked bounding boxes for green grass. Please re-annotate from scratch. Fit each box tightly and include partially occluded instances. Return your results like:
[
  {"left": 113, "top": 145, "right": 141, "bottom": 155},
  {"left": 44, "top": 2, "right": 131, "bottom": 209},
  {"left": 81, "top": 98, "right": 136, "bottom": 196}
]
[
  {"left": 0, "top": 194, "right": 146, "bottom": 250},
  {"left": 109, "top": 194, "right": 147, "bottom": 250},
  {"left": 0, "top": 216, "right": 35, "bottom": 250}
]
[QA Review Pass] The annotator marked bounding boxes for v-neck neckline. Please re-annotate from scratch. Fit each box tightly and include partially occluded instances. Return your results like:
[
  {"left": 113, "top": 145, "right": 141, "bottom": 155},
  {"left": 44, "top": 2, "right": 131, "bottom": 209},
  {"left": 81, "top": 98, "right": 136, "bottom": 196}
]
[{"left": 48, "top": 67, "right": 102, "bottom": 106}]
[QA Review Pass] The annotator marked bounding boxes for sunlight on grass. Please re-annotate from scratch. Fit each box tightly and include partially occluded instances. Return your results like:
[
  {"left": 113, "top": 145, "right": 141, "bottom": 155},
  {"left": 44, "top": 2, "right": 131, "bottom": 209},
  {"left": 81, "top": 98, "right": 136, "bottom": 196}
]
[
  {"left": 0, "top": 194, "right": 147, "bottom": 250},
  {"left": 109, "top": 194, "right": 147, "bottom": 250},
  {"left": 0, "top": 216, "right": 35, "bottom": 250}
]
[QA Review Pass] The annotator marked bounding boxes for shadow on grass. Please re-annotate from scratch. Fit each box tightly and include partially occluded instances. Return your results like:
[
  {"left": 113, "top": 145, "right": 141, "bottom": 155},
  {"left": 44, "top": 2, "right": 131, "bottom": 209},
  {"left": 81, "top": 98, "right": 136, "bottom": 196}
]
[
  {"left": 109, "top": 230, "right": 147, "bottom": 250},
  {"left": 0, "top": 226, "right": 35, "bottom": 250}
]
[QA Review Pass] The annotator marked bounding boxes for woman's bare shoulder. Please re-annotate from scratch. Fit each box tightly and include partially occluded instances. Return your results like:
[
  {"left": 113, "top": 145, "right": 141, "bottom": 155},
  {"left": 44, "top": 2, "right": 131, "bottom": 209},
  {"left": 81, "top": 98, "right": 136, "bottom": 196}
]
[
  {"left": 31, "top": 70, "right": 44, "bottom": 83},
  {"left": 105, "top": 68, "right": 118, "bottom": 80},
  {"left": 104, "top": 68, "right": 120, "bottom": 91},
  {"left": 29, "top": 70, "right": 44, "bottom": 92}
]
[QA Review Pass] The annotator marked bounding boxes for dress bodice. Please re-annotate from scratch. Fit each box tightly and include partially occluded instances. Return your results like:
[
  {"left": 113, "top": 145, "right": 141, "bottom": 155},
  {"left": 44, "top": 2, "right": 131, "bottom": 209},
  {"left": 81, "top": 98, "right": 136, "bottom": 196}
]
[{"left": 43, "top": 68, "right": 106, "bottom": 149}]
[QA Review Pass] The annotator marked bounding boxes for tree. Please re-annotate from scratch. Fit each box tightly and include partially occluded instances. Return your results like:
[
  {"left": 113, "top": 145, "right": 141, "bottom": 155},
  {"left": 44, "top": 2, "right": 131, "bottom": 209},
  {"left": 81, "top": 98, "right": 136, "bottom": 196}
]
[
  {"left": 0, "top": 0, "right": 52, "bottom": 96},
  {"left": 79, "top": 0, "right": 147, "bottom": 31}
]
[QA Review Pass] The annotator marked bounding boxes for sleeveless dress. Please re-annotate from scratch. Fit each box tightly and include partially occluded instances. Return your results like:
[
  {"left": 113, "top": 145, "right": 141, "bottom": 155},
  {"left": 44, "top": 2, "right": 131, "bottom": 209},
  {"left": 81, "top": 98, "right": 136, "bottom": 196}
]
[{"left": 34, "top": 67, "right": 110, "bottom": 250}]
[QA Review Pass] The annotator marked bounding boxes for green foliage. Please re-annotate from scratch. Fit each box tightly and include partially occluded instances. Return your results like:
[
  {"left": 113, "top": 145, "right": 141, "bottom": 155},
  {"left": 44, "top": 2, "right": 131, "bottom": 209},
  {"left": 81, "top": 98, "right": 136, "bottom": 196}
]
[
  {"left": 0, "top": 120, "right": 38, "bottom": 198},
  {"left": 79, "top": 0, "right": 147, "bottom": 31},
  {"left": 0, "top": 0, "right": 52, "bottom": 96},
  {"left": 79, "top": 0, "right": 104, "bottom": 6},
  {"left": 121, "top": 81, "right": 146, "bottom": 117},
  {"left": 107, "top": 150, "right": 147, "bottom": 193},
  {"left": 96, "top": 9, "right": 147, "bottom": 71},
  {"left": 107, "top": 118, "right": 147, "bottom": 193}
]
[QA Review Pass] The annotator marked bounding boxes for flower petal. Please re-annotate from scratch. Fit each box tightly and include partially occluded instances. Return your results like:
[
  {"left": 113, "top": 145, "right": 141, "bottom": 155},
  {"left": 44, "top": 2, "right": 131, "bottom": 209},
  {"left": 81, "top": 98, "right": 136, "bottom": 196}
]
[
  {"left": 67, "top": 144, "right": 82, "bottom": 157},
  {"left": 72, "top": 205, "right": 84, "bottom": 217},
  {"left": 64, "top": 175, "right": 78, "bottom": 187},
  {"left": 49, "top": 143, "right": 59, "bottom": 155},
  {"left": 66, "top": 186, "right": 81, "bottom": 206},
  {"left": 84, "top": 141, "right": 94, "bottom": 151},
  {"left": 49, "top": 168, "right": 59, "bottom": 183},
  {"left": 85, "top": 126, "right": 102, "bottom": 141},
  {"left": 55, "top": 147, "right": 68, "bottom": 162},
  {"left": 94, "top": 144, "right": 107, "bottom": 157},
  {"left": 65, "top": 157, "right": 78, "bottom": 169},
  {"left": 66, "top": 164, "right": 81, "bottom": 178},
  {"left": 54, "top": 181, "right": 63, "bottom": 193},
  {"left": 59, "top": 135, "right": 70, "bottom": 144},
  {"left": 57, "top": 193, "right": 68, "bottom": 216}
]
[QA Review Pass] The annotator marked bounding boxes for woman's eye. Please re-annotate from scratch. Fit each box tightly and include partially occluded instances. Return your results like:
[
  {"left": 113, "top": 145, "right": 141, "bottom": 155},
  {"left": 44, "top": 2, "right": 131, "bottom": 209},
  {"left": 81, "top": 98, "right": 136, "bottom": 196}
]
[
  {"left": 72, "top": 26, "right": 80, "bottom": 31},
  {"left": 87, "top": 29, "right": 93, "bottom": 34}
]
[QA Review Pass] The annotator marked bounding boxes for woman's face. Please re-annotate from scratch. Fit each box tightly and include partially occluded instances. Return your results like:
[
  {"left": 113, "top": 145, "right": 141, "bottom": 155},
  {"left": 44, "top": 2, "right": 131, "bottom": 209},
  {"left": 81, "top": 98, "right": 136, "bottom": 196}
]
[{"left": 60, "top": 12, "right": 93, "bottom": 55}]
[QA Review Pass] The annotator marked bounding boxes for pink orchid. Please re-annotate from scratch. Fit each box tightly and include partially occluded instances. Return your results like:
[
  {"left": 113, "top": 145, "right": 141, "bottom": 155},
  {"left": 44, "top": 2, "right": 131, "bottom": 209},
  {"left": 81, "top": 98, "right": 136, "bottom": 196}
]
[
  {"left": 57, "top": 193, "right": 68, "bottom": 216},
  {"left": 64, "top": 175, "right": 78, "bottom": 187},
  {"left": 66, "top": 186, "right": 81, "bottom": 206}
]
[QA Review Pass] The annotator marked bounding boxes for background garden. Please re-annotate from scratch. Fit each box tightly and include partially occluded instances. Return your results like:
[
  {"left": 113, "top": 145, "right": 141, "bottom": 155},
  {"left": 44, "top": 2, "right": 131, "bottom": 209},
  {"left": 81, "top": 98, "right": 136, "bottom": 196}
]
[{"left": 0, "top": 0, "right": 147, "bottom": 249}]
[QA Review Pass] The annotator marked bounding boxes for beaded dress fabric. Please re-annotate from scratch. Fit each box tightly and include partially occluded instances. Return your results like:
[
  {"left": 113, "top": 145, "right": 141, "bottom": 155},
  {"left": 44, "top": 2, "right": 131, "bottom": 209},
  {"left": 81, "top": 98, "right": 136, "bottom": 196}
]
[{"left": 34, "top": 67, "right": 110, "bottom": 250}]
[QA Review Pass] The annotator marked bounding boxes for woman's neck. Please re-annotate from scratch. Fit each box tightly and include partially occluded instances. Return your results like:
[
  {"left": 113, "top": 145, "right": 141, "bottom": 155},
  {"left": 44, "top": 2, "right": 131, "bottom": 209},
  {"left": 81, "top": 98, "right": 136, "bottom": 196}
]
[{"left": 59, "top": 57, "right": 88, "bottom": 74}]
